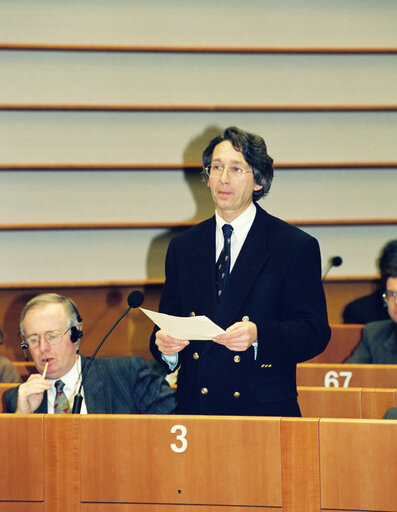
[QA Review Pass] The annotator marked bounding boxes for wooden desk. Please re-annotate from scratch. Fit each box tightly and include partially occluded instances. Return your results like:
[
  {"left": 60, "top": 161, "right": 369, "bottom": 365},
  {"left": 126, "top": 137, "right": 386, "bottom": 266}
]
[
  {"left": 307, "top": 324, "right": 364, "bottom": 363},
  {"left": 320, "top": 419, "right": 397, "bottom": 511},
  {"left": 297, "top": 363, "right": 397, "bottom": 388},
  {"left": 13, "top": 361, "right": 36, "bottom": 380},
  {"left": 0, "top": 415, "right": 396, "bottom": 512},
  {"left": 298, "top": 386, "right": 397, "bottom": 419}
]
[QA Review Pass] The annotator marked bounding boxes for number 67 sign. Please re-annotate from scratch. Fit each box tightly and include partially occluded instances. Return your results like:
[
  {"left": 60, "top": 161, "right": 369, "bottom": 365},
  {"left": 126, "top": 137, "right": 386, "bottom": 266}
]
[{"left": 324, "top": 370, "right": 353, "bottom": 387}]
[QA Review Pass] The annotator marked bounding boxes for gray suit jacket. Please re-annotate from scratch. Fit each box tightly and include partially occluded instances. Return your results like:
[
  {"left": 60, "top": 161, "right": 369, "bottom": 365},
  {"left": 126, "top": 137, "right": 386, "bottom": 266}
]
[
  {"left": 5, "top": 355, "right": 176, "bottom": 414},
  {"left": 384, "top": 407, "right": 397, "bottom": 419},
  {"left": 345, "top": 319, "right": 397, "bottom": 364}
]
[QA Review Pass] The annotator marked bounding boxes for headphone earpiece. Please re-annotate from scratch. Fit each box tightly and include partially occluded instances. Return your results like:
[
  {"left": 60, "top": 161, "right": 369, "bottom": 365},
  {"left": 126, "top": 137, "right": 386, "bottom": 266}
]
[
  {"left": 68, "top": 298, "right": 83, "bottom": 343},
  {"left": 70, "top": 325, "right": 83, "bottom": 343},
  {"left": 20, "top": 338, "right": 29, "bottom": 361}
]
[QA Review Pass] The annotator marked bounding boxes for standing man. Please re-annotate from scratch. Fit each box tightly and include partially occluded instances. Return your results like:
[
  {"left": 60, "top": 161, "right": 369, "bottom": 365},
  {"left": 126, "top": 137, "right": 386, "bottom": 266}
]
[
  {"left": 6, "top": 293, "right": 175, "bottom": 414},
  {"left": 150, "top": 126, "right": 330, "bottom": 416}
]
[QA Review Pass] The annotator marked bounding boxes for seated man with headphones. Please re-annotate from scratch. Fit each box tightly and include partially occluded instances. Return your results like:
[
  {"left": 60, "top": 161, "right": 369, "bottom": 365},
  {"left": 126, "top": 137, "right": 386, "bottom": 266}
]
[{"left": 5, "top": 293, "right": 175, "bottom": 414}]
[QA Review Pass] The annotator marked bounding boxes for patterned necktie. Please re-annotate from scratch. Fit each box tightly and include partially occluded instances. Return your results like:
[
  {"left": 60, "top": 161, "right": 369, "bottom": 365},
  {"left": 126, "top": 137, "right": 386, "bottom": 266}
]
[
  {"left": 216, "top": 224, "right": 233, "bottom": 299},
  {"left": 54, "top": 380, "right": 70, "bottom": 414}
]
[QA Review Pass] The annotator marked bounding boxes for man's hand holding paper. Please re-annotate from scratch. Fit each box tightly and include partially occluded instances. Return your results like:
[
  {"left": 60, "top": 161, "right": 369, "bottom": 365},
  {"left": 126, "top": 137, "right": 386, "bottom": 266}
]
[{"left": 140, "top": 308, "right": 226, "bottom": 357}]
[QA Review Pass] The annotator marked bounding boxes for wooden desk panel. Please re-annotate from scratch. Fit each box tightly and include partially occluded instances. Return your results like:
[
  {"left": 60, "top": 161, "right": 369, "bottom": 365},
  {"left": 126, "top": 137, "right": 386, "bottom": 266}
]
[
  {"left": 81, "top": 505, "right": 281, "bottom": 512},
  {"left": 361, "top": 388, "right": 396, "bottom": 419},
  {"left": 43, "top": 416, "right": 81, "bottom": 512},
  {"left": 80, "top": 415, "right": 282, "bottom": 507},
  {"left": 297, "top": 363, "right": 397, "bottom": 388},
  {"left": 0, "top": 415, "right": 43, "bottom": 501},
  {"left": 280, "top": 418, "right": 320, "bottom": 512},
  {"left": 307, "top": 324, "right": 364, "bottom": 363},
  {"left": 0, "top": 505, "right": 43, "bottom": 512},
  {"left": 298, "top": 386, "right": 362, "bottom": 418},
  {"left": 319, "top": 419, "right": 397, "bottom": 512}
]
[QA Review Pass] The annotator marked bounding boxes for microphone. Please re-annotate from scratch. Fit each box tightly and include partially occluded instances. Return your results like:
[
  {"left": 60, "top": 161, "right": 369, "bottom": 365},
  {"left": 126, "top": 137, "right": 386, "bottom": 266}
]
[
  {"left": 322, "top": 256, "right": 343, "bottom": 281},
  {"left": 71, "top": 290, "right": 144, "bottom": 413}
]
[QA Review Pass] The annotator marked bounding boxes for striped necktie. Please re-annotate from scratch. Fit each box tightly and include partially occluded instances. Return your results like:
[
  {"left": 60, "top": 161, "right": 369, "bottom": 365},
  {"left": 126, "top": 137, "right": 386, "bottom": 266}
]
[
  {"left": 216, "top": 224, "right": 233, "bottom": 299},
  {"left": 54, "top": 380, "right": 70, "bottom": 414}
]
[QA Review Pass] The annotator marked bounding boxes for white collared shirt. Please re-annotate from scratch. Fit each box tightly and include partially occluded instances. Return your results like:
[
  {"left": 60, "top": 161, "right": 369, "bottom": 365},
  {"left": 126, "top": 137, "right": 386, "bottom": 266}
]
[
  {"left": 47, "top": 355, "right": 87, "bottom": 414},
  {"left": 215, "top": 201, "right": 257, "bottom": 270}
]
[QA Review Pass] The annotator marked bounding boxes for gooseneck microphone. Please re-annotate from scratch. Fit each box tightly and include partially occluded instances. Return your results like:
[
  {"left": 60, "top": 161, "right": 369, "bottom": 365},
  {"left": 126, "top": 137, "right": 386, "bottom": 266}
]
[
  {"left": 71, "top": 290, "right": 144, "bottom": 414},
  {"left": 322, "top": 256, "right": 343, "bottom": 281}
]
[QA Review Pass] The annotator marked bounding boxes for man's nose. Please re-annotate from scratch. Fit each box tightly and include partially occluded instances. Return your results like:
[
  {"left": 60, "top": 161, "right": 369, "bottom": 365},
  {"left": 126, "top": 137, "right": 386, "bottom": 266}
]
[
  {"left": 39, "top": 335, "right": 49, "bottom": 351},
  {"left": 220, "top": 167, "right": 230, "bottom": 183}
]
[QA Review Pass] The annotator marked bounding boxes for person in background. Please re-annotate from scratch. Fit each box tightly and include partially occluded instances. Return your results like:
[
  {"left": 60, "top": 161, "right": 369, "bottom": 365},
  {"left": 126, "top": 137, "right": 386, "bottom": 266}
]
[
  {"left": 345, "top": 266, "right": 397, "bottom": 363},
  {"left": 343, "top": 239, "right": 397, "bottom": 324},
  {"left": 0, "top": 327, "right": 22, "bottom": 383},
  {"left": 150, "top": 126, "right": 330, "bottom": 417},
  {"left": 6, "top": 293, "right": 175, "bottom": 414}
]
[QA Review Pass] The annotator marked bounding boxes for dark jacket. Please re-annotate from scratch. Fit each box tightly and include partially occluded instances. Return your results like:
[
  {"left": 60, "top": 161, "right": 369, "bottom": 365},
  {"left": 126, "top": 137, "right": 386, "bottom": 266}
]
[
  {"left": 150, "top": 205, "right": 330, "bottom": 416},
  {"left": 343, "top": 291, "right": 390, "bottom": 324}
]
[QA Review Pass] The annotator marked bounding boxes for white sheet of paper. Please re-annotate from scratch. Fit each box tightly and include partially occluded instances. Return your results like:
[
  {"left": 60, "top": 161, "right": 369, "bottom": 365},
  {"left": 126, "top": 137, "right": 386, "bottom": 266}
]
[{"left": 140, "top": 308, "right": 225, "bottom": 340}]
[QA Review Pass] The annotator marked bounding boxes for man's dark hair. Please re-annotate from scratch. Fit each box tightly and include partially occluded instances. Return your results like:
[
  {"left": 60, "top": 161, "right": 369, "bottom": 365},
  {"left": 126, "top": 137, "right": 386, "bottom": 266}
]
[
  {"left": 202, "top": 126, "right": 274, "bottom": 201},
  {"left": 379, "top": 240, "right": 397, "bottom": 291}
]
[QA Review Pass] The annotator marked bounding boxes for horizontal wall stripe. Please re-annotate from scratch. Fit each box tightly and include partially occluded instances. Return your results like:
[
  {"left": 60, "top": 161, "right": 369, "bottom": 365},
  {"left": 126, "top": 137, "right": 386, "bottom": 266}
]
[
  {"left": 0, "top": 275, "right": 379, "bottom": 290},
  {"left": 1, "top": 104, "right": 397, "bottom": 112},
  {"left": 1, "top": 219, "right": 395, "bottom": 231},
  {"left": 1, "top": 163, "right": 397, "bottom": 171},
  {"left": 2, "top": 43, "right": 397, "bottom": 54}
]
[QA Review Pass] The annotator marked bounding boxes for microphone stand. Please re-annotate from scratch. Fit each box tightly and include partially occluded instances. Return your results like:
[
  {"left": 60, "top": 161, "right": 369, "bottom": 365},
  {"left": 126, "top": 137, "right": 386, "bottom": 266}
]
[{"left": 71, "top": 290, "right": 144, "bottom": 414}]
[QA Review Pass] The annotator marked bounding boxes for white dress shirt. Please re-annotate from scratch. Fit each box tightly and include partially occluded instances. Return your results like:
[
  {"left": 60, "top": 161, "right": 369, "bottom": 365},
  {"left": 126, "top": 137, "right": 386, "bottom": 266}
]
[{"left": 46, "top": 356, "right": 87, "bottom": 414}]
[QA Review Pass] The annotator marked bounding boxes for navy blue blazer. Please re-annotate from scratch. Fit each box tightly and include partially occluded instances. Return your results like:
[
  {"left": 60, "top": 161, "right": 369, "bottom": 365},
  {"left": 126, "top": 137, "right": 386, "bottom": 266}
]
[
  {"left": 5, "top": 355, "right": 176, "bottom": 414},
  {"left": 150, "top": 205, "right": 330, "bottom": 416}
]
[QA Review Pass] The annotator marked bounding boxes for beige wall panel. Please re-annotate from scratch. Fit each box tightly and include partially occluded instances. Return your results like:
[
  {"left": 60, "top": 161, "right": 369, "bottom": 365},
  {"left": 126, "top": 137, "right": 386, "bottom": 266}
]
[
  {"left": 0, "top": 228, "right": 173, "bottom": 282},
  {"left": 1, "top": 0, "right": 395, "bottom": 46},
  {"left": 1, "top": 169, "right": 396, "bottom": 224},
  {"left": 0, "top": 225, "right": 396, "bottom": 284},
  {"left": 0, "top": 170, "right": 213, "bottom": 223},
  {"left": 256, "top": 169, "right": 397, "bottom": 221},
  {"left": 1, "top": 112, "right": 396, "bottom": 163},
  {"left": 299, "top": 225, "right": 397, "bottom": 277},
  {"left": 3, "top": 52, "right": 397, "bottom": 105}
]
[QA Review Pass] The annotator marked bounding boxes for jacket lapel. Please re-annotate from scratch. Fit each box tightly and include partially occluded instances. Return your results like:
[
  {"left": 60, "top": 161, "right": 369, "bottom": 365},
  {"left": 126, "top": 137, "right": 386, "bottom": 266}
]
[
  {"left": 214, "top": 207, "right": 269, "bottom": 327},
  {"left": 80, "top": 356, "right": 107, "bottom": 413},
  {"left": 189, "top": 216, "right": 218, "bottom": 315}
]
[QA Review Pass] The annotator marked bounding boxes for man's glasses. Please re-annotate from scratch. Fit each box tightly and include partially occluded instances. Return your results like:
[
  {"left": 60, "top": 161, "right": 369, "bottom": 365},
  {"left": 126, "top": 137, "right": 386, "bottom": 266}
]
[
  {"left": 22, "top": 328, "right": 71, "bottom": 348},
  {"left": 382, "top": 290, "right": 397, "bottom": 302},
  {"left": 204, "top": 164, "right": 253, "bottom": 179}
]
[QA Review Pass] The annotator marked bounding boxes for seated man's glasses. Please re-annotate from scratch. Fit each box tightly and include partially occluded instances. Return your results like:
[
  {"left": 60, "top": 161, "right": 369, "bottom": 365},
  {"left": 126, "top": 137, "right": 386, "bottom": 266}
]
[
  {"left": 382, "top": 290, "right": 397, "bottom": 302},
  {"left": 22, "top": 328, "right": 71, "bottom": 348}
]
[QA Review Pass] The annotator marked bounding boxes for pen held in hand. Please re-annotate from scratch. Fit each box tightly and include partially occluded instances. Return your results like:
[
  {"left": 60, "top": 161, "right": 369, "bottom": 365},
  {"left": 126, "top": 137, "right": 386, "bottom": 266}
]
[{"left": 42, "top": 361, "right": 49, "bottom": 379}]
